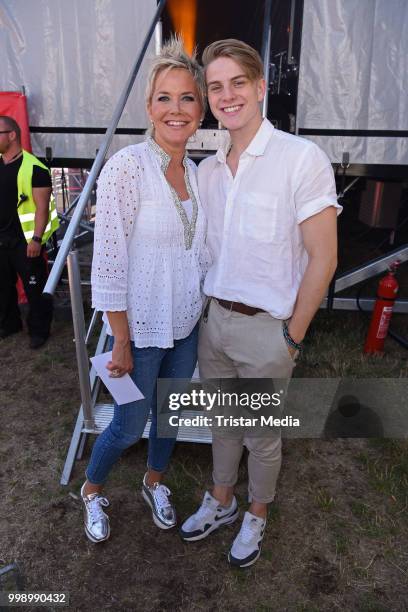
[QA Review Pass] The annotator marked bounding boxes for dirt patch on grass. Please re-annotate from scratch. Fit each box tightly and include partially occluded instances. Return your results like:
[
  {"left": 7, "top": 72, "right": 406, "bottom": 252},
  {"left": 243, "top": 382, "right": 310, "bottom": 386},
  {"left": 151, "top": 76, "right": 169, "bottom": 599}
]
[{"left": 1, "top": 308, "right": 408, "bottom": 611}]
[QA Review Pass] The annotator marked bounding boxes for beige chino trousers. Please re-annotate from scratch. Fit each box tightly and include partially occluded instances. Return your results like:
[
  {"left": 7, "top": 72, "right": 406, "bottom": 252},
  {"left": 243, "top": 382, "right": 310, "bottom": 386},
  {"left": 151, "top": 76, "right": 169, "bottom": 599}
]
[{"left": 198, "top": 298, "right": 297, "bottom": 504}]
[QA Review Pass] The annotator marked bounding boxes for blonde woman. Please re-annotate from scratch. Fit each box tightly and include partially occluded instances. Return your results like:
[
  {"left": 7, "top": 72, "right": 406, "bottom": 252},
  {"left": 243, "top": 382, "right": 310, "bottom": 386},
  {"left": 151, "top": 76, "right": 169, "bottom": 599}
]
[{"left": 81, "top": 39, "right": 208, "bottom": 543}]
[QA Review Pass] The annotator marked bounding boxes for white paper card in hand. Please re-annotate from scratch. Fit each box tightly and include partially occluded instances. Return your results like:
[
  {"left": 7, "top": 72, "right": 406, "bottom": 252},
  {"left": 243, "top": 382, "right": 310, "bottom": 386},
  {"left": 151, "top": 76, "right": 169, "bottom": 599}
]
[{"left": 90, "top": 351, "right": 144, "bottom": 405}]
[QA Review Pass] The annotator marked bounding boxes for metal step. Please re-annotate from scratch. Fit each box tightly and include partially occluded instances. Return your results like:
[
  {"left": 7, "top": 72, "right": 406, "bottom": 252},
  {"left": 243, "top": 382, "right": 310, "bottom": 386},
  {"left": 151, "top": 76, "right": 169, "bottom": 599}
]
[{"left": 86, "top": 403, "right": 212, "bottom": 444}]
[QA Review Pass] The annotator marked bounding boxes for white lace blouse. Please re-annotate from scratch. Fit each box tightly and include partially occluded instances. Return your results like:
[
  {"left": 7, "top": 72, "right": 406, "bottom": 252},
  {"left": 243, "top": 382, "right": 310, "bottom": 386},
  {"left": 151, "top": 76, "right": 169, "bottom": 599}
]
[{"left": 91, "top": 138, "right": 210, "bottom": 348}]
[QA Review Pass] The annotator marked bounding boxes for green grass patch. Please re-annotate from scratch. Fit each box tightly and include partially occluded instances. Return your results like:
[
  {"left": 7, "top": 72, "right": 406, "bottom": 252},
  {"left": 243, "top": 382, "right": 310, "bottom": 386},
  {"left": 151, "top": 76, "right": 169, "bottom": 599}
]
[
  {"left": 261, "top": 549, "right": 274, "bottom": 562},
  {"left": 297, "top": 311, "right": 408, "bottom": 378},
  {"left": 295, "top": 604, "right": 321, "bottom": 612},
  {"left": 350, "top": 501, "right": 392, "bottom": 538},
  {"left": 329, "top": 517, "right": 350, "bottom": 555},
  {"left": 229, "top": 568, "right": 250, "bottom": 588},
  {"left": 357, "top": 593, "right": 389, "bottom": 612},
  {"left": 256, "top": 605, "right": 291, "bottom": 612},
  {"left": 268, "top": 503, "right": 280, "bottom": 522},
  {"left": 164, "top": 456, "right": 208, "bottom": 515},
  {"left": 315, "top": 487, "right": 335, "bottom": 512},
  {"left": 357, "top": 440, "right": 408, "bottom": 510},
  {"left": 335, "top": 533, "right": 348, "bottom": 555}
]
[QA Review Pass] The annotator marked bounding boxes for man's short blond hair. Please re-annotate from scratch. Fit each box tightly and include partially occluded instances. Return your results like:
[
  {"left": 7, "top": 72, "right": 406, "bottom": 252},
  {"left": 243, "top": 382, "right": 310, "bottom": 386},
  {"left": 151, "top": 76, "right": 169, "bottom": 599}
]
[
  {"left": 202, "top": 39, "right": 264, "bottom": 82},
  {"left": 145, "top": 36, "right": 206, "bottom": 114}
]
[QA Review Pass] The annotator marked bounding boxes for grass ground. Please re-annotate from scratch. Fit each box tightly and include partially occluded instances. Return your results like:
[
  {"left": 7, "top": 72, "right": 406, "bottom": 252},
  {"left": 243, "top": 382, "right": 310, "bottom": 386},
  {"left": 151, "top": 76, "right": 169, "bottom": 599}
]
[{"left": 1, "top": 306, "right": 408, "bottom": 611}]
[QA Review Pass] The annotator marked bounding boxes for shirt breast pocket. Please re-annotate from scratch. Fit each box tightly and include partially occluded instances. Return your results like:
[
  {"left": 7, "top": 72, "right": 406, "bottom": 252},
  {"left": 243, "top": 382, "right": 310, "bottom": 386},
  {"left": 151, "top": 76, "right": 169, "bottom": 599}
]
[{"left": 238, "top": 191, "right": 285, "bottom": 243}]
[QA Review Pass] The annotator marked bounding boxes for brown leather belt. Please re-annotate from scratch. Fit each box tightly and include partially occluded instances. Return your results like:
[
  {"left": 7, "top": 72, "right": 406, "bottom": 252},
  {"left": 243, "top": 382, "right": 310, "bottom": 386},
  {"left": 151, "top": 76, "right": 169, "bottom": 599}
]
[{"left": 214, "top": 298, "right": 266, "bottom": 316}]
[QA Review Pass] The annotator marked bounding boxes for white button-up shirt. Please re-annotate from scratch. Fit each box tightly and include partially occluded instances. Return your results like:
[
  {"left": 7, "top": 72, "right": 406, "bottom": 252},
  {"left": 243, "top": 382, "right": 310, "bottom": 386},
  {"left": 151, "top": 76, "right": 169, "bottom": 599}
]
[{"left": 198, "top": 119, "right": 341, "bottom": 319}]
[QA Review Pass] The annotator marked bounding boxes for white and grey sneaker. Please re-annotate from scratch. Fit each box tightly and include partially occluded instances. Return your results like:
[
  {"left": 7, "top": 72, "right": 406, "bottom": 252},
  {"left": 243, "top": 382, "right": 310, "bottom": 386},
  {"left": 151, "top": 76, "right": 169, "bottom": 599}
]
[
  {"left": 228, "top": 511, "right": 266, "bottom": 568},
  {"left": 180, "top": 491, "right": 239, "bottom": 541},
  {"left": 80, "top": 483, "right": 110, "bottom": 543},
  {"left": 142, "top": 474, "right": 176, "bottom": 530}
]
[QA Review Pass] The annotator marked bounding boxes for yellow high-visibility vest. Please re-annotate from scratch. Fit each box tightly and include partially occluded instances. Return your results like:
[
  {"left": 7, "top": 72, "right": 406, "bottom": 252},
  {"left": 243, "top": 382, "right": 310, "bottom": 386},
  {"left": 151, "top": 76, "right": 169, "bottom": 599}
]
[{"left": 16, "top": 150, "right": 59, "bottom": 243}]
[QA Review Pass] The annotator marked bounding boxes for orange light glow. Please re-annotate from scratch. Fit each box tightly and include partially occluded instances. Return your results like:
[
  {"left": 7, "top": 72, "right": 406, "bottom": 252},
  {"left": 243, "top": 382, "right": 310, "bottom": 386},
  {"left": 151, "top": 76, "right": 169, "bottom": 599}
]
[{"left": 167, "top": 0, "right": 197, "bottom": 55}]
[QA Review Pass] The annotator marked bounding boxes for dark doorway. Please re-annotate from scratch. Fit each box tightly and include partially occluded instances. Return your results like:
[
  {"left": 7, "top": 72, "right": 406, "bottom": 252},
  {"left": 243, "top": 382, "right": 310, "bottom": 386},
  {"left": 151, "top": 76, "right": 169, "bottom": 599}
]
[{"left": 161, "top": 0, "right": 303, "bottom": 130}]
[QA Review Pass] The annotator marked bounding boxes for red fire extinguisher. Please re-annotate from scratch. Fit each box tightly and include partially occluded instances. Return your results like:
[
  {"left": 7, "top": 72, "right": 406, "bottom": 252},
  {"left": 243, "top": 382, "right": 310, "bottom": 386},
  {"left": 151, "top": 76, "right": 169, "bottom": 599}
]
[{"left": 364, "top": 261, "right": 400, "bottom": 354}]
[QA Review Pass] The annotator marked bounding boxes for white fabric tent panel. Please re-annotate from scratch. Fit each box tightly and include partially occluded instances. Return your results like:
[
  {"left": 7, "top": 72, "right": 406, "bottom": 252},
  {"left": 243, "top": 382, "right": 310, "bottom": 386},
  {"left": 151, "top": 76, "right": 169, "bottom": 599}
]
[
  {"left": 0, "top": 0, "right": 156, "bottom": 159},
  {"left": 297, "top": 0, "right": 408, "bottom": 165}
]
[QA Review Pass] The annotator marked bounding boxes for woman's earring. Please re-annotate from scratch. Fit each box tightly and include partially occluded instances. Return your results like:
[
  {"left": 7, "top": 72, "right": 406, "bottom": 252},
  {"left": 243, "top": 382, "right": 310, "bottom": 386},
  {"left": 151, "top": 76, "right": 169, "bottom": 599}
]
[{"left": 150, "top": 120, "right": 154, "bottom": 130}]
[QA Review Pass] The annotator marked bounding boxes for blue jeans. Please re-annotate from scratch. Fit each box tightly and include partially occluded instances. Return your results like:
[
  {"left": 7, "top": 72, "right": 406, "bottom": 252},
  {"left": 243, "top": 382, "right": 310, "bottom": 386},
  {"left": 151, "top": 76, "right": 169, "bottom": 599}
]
[{"left": 86, "top": 324, "right": 198, "bottom": 485}]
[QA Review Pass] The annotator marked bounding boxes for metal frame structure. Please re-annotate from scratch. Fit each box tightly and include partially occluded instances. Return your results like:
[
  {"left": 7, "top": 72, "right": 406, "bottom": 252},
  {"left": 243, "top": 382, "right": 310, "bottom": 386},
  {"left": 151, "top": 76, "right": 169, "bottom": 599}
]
[
  {"left": 335, "top": 248, "right": 408, "bottom": 300},
  {"left": 261, "top": 0, "right": 272, "bottom": 118},
  {"left": 0, "top": 563, "right": 24, "bottom": 593}
]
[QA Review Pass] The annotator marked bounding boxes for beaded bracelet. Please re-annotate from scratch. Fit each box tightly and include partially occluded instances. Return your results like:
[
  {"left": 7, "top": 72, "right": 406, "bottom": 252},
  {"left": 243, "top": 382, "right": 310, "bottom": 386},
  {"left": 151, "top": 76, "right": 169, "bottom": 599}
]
[{"left": 283, "top": 321, "right": 302, "bottom": 351}]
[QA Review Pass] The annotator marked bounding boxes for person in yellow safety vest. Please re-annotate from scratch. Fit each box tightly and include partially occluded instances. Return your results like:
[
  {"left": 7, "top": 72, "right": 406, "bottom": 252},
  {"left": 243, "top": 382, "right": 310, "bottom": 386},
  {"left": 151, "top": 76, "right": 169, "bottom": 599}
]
[{"left": 0, "top": 115, "right": 59, "bottom": 349}]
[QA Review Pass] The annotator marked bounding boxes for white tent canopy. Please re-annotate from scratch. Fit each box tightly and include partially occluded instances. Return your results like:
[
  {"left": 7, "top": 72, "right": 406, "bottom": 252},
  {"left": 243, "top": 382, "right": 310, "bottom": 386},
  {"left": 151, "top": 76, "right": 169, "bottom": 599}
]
[
  {"left": 297, "top": 0, "right": 408, "bottom": 165},
  {"left": 0, "top": 0, "right": 156, "bottom": 159},
  {"left": 2, "top": 0, "right": 408, "bottom": 165}
]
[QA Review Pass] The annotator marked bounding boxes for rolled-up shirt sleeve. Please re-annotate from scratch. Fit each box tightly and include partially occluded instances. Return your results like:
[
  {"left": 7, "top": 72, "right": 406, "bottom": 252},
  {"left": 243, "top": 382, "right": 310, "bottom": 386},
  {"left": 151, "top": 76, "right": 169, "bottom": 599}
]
[
  {"left": 91, "top": 149, "right": 140, "bottom": 311},
  {"left": 294, "top": 143, "right": 341, "bottom": 224}
]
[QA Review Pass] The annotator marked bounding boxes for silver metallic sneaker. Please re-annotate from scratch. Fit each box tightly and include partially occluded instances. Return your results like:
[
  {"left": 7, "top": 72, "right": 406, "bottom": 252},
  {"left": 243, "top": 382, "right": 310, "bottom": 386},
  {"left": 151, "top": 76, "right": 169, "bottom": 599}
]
[
  {"left": 81, "top": 483, "right": 110, "bottom": 543},
  {"left": 142, "top": 474, "right": 176, "bottom": 529}
]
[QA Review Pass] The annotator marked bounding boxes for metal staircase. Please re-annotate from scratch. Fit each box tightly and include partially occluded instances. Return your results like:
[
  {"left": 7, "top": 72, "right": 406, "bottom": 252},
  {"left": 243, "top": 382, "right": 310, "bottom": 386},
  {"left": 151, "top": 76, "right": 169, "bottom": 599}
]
[{"left": 60, "top": 249, "right": 210, "bottom": 486}]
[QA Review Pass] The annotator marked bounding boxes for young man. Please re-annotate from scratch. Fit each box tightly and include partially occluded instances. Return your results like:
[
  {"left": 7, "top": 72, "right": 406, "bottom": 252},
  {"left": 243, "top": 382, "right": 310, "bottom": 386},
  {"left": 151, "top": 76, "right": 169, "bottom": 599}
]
[
  {"left": 0, "top": 116, "right": 59, "bottom": 348},
  {"left": 180, "top": 40, "right": 341, "bottom": 567}
]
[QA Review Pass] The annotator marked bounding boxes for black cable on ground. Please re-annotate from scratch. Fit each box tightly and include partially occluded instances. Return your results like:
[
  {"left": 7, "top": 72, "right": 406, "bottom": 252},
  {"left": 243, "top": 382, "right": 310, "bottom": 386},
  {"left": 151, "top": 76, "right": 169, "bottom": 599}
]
[{"left": 387, "top": 328, "right": 408, "bottom": 349}]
